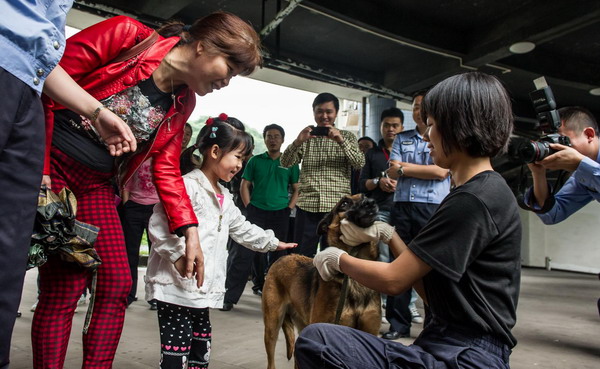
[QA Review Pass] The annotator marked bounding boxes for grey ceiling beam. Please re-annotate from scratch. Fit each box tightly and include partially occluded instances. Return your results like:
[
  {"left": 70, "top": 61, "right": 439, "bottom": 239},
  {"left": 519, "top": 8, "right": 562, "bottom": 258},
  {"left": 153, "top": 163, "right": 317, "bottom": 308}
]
[
  {"left": 73, "top": 0, "right": 194, "bottom": 23},
  {"left": 74, "top": 0, "right": 194, "bottom": 20},
  {"left": 300, "top": 0, "right": 464, "bottom": 56},
  {"left": 464, "top": 0, "right": 600, "bottom": 68},
  {"left": 260, "top": 0, "right": 304, "bottom": 37},
  {"left": 399, "top": 69, "right": 464, "bottom": 94},
  {"left": 263, "top": 55, "right": 410, "bottom": 101}
]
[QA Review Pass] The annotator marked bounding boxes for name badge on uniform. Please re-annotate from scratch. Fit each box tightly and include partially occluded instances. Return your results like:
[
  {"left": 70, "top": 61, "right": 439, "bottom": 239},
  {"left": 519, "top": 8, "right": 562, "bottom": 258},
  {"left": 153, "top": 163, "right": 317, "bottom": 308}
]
[{"left": 401, "top": 141, "right": 413, "bottom": 145}]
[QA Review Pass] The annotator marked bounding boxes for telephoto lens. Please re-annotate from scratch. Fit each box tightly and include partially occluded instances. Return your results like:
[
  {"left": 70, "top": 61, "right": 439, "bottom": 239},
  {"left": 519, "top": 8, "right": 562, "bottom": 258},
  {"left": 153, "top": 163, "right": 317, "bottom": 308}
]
[
  {"left": 517, "top": 135, "right": 571, "bottom": 163},
  {"left": 518, "top": 140, "right": 553, "bottom": 163}
]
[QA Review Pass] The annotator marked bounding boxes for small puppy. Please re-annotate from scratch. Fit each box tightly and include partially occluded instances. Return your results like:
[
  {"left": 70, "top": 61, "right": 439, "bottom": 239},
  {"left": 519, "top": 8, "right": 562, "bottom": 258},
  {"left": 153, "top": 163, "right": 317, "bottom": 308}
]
[{"left": 262, "top": 194, "right": 381, "bottom": 369}]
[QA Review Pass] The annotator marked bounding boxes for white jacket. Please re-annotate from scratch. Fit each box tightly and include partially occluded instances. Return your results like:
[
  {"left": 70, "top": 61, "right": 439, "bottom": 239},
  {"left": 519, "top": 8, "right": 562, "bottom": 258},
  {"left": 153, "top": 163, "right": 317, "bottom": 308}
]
[{"left": 144, "top": 169, "right": 279, "bottom": 309}]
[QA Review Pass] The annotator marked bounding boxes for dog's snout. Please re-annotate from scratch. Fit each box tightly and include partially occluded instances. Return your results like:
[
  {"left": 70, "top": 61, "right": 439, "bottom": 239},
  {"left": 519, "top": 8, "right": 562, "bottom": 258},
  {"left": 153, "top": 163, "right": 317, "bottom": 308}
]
[{"left": 345, "top": 197, "right": 379, "bottom": 228}]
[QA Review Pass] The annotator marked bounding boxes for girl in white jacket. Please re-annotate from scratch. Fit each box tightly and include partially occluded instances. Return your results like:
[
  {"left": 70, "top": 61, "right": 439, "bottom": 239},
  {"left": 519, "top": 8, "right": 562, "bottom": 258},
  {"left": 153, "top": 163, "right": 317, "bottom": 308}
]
[{"left": 145, "top": 114, "right": 297, "bottom": 369}]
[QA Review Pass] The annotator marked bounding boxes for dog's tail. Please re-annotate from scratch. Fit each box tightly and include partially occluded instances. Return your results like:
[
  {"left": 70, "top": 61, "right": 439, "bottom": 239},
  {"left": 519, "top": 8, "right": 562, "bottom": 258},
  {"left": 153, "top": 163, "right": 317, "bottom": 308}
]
[{"left": 283, "top": 316, "right": 295, "bottom": 360}]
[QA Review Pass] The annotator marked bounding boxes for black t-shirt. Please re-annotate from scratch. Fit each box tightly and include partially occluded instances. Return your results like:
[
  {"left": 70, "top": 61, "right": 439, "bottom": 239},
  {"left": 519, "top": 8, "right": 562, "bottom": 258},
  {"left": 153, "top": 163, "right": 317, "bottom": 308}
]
[
  {"left": 52, "top": 76, "right": 176, "bottom": 172},
  {"left": 409, "top": 170, "right": 522, "bottom": 347}
]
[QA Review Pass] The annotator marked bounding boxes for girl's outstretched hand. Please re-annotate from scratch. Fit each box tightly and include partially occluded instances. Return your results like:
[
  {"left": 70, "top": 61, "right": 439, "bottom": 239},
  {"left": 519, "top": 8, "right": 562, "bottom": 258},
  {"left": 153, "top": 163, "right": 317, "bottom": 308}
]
[{"left": 275, "top": 242, "right": 297, "bottom": 251}]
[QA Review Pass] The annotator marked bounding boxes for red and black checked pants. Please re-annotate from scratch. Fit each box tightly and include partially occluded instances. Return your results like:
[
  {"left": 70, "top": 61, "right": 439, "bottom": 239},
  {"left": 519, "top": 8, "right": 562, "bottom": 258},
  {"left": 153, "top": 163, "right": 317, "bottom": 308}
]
[{"left": 31, "top": 147, "right": 131, "bottom": 368}]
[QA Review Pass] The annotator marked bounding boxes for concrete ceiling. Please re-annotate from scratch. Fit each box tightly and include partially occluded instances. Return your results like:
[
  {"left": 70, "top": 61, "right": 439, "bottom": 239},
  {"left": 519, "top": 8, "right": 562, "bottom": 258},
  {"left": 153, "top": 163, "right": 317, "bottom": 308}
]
[
  {"left": 68, "top": 0, "right": 600, "bottom": 186},
  {"left": 69, "top": 0, "right": 600, "bottom": 122}
]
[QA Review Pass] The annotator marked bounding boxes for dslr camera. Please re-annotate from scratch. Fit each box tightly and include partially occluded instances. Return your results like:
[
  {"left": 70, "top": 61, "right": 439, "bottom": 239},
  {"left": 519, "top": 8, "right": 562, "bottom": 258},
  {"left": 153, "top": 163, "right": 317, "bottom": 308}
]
[{"left": 517, "top": 77, "right": 571, "bottom": 163}]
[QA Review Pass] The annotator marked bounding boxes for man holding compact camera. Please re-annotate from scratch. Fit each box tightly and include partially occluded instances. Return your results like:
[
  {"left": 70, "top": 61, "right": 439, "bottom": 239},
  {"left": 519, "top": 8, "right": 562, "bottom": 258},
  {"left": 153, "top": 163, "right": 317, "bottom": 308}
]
[{"left": 281, "top": 92, "right": 364, "bottom": 257}]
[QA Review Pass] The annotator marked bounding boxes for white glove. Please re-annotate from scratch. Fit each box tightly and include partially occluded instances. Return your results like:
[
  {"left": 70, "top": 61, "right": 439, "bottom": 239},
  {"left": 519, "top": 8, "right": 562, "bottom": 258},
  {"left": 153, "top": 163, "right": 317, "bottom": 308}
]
[
  {"left": 313, "top": 247, "right": 348, "bottom": 281},
  {"left": 339, "top": 219, "right": 394, "bottom": 246}
]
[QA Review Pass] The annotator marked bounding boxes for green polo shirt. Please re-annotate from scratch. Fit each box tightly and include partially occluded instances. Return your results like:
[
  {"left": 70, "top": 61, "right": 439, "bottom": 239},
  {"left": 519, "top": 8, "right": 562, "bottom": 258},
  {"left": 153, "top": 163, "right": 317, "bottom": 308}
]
[{"left": 242, "top": 152, "right": 300, "bottom": 211}]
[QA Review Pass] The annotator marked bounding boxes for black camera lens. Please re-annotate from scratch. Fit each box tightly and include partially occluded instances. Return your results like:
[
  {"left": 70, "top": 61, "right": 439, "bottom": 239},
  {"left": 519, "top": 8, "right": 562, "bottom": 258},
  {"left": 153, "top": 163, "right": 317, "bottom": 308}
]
[{"left": 518, "top": 140, "right": 552, "bottom": 163}]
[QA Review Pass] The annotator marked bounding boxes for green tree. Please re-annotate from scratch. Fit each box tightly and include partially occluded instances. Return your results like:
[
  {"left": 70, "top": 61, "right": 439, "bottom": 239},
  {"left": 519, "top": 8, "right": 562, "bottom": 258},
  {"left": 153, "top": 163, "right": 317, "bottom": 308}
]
[{"left": 246, "top": 125, "right": 267, "bottom": 155}]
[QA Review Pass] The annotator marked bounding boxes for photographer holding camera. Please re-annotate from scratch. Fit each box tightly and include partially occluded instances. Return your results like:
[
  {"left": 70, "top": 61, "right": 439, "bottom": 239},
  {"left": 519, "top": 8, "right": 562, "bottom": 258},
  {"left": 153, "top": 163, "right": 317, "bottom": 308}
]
[
  {"left": 525, "top": 106, "right": 600, "bottom": 220},
  {"left": 524, "top": 106, "right": 600, "bottom": 318}
]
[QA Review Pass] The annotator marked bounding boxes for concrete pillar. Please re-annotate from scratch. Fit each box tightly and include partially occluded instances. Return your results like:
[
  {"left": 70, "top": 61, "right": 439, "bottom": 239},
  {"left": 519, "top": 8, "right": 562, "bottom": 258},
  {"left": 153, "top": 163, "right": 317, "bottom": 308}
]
[{"left": 364, "top": 95, "right": 397, "bottom": 142}]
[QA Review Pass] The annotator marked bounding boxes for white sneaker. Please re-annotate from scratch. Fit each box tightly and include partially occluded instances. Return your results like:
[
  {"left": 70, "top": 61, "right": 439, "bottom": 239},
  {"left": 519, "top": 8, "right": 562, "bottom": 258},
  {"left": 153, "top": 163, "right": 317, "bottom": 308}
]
[
  {"left": 410, "top": 307, "right": 424, "bottom": 324},
  {"left": 30, "top": 300, "right": 38, "bottom": 312}
]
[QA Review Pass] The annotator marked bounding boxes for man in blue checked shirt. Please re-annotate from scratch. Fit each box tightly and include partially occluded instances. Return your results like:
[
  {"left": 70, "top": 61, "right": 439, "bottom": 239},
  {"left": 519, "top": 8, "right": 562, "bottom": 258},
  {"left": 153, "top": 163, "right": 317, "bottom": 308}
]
[{"left": 383, "top": 90, "right": 451, "bottom": 340}]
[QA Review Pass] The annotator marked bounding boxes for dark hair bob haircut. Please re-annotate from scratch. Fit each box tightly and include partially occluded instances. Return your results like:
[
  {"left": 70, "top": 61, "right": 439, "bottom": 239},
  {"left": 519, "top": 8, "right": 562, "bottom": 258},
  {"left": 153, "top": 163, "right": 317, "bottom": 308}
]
[{"left": 420, "top": 72, "right": 513, "bottom": 158}]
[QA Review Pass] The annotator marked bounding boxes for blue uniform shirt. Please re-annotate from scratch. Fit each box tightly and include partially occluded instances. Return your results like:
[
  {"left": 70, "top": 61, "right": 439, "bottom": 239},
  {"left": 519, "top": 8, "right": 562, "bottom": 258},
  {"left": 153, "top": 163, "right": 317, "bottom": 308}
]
[
  {"left": 0, "top": 0, "right": 73, "bottom": 94},
  {"left": 390, "top": 129, "right": 451, "bottom": 204},
  {"left": 525, "top": 150, "right": 600, "bottom": 224}
]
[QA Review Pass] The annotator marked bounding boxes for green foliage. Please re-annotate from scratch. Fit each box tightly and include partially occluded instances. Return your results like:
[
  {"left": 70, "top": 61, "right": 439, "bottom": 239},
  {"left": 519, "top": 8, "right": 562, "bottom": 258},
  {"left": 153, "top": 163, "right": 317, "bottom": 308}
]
[{"left": 246, "top": 126, "right": 267, "bottom": 155}]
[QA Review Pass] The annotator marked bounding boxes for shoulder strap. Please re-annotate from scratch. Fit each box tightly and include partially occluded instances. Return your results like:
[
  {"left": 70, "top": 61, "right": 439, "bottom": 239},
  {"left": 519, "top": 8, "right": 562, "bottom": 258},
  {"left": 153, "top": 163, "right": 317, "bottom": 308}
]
[{"left": 112, "top": 31, "right": 159, "bottom": 63}]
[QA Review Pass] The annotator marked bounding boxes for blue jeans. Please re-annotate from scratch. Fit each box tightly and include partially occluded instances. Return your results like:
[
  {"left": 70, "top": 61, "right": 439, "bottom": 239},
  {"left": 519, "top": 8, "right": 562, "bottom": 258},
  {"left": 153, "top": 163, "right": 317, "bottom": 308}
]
[{"left": 295, "top": 323, "right": 511, "bottom": 369}]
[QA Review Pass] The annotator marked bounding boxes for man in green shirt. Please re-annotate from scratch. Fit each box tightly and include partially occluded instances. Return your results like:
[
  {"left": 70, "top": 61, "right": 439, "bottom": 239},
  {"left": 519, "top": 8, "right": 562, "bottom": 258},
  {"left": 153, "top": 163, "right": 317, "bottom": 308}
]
[
  {"left": 281, "top": 92, "right": 365, "bottom": 257},
  {"left": 221, "top": 124, "right": 299, "bottom": 311}
]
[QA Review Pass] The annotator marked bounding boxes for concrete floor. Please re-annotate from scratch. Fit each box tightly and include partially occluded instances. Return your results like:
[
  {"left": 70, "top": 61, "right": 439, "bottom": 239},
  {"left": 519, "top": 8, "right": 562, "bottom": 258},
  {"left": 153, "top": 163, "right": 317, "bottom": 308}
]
[{"left": 9, "top": 267, "right": 600, "bottom": 368}]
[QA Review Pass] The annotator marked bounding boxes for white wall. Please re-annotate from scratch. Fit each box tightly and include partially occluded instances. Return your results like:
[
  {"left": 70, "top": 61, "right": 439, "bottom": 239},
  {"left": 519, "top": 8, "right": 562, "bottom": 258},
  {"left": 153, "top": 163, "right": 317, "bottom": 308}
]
[{"left": 521, "top": 203, "right": 600, "bottom": 274}]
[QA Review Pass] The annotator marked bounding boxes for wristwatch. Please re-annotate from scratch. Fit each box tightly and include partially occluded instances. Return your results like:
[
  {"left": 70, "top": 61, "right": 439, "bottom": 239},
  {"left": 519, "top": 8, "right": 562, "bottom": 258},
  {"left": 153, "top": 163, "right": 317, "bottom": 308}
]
[
  {"left": 372, "top": 177, "right": 380, "bottom": 186},
  {"left": 397, "top": 165, "right": 405, "bottom": 177}
]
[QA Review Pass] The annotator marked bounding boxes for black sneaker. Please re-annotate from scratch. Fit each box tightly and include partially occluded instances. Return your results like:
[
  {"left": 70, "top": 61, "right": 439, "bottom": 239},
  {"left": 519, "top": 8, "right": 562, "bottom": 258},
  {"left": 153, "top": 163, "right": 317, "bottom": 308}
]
[
  {"left": 220, "top": 302, "right": 233, "bottom": 311},
  {"left": 149, "top": 301, "right": 158, "bottom": 310}
]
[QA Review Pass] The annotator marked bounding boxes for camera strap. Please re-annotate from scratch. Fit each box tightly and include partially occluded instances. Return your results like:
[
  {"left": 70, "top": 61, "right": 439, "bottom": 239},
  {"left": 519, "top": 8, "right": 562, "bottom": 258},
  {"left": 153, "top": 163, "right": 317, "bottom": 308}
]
[{"left": 516, "top": 165, "right": 569, "bottom": 212}]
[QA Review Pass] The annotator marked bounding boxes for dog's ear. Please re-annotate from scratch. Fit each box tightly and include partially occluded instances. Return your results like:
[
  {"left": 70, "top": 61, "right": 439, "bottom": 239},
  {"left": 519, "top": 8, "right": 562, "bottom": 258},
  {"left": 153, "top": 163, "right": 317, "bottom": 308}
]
[{"left": 317, "top": 211, "right": 335, "bottom": 235}]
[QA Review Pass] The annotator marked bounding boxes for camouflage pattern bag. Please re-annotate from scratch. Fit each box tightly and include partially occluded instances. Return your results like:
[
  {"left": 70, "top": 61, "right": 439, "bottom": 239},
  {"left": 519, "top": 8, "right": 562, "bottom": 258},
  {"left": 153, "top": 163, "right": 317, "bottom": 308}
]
[{"left": 28, "top": 186, "right": 101, "bottom": 270}]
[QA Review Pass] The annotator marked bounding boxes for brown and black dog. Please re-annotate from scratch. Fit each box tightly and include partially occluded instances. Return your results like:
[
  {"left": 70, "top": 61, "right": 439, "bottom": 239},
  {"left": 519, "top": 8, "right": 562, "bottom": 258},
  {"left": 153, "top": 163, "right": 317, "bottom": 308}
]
[{"left": 262, "top": 194, "right": 382, "bottom": 369}]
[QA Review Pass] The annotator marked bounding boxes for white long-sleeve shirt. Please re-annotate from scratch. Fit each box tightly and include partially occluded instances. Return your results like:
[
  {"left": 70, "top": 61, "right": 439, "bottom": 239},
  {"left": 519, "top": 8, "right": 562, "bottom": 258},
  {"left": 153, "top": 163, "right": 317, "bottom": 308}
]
[{"left": 145, "top": 169, "right": 279, "bottom": 309}]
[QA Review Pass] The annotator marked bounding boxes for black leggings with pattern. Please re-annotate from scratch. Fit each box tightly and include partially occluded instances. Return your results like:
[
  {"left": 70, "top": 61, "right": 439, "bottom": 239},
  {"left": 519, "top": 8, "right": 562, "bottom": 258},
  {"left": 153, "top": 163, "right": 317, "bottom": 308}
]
[{"left": 156, "top": 301, "right": 212, "bottom": 369}]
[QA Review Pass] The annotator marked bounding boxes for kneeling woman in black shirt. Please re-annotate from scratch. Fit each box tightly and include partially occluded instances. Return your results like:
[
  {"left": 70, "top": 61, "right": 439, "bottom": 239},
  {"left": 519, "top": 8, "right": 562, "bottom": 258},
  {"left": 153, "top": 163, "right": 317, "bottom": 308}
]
[{"left": 299, "top": 71, "right": 521, "bottom": 369}]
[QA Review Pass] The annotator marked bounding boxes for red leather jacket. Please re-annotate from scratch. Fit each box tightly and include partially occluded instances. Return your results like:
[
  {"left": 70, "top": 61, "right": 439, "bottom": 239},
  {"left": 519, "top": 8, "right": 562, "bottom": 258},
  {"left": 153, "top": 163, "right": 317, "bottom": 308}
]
[{"left": 43, "top": 16, "right": 197, "bottom": 233}]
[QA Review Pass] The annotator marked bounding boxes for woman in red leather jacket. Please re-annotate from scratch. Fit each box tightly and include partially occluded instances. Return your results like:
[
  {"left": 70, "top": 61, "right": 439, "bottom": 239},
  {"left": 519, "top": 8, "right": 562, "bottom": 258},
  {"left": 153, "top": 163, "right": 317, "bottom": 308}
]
[{"left": 32, "top": 13, "right": 262, "bottom": 368}]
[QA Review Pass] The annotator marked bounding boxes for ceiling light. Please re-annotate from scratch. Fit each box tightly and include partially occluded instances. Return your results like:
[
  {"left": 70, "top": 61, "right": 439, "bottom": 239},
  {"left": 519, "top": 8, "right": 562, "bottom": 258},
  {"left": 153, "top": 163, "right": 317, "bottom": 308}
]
[
  {"left": 509, "top": 41, "right": 536, "bottom": 54},
  {"left": 589, "top": 88, "right": 600, "bottom": 96}
]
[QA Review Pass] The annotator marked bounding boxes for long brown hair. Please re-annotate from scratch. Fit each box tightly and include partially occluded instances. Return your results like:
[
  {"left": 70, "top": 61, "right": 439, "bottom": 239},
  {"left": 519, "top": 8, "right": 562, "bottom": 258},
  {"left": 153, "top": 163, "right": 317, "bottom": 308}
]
[{"left": 157, "top": 12, "right": 263, "bottom": 76}]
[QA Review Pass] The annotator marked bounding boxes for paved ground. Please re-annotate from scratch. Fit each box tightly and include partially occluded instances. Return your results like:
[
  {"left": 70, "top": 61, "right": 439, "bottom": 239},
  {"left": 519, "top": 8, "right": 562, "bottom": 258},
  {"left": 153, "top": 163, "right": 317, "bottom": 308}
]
[{"left": 10, "top": 267, "right": 600, "bottom": 368}]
